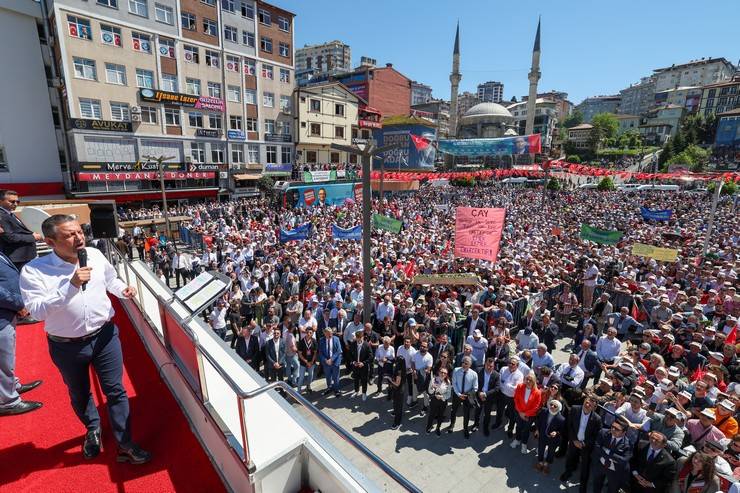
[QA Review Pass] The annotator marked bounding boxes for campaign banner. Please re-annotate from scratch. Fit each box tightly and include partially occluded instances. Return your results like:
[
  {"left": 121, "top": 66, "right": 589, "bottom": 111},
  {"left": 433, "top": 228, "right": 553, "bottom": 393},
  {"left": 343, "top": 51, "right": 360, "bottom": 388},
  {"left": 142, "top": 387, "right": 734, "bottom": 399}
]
[
  {"left": 640, "top": 207, "right": 673, "bottom": 221},
  {"left": 280, "top": 223, "right": 312, "bottom": 242},
  {"left": 438, "top": 134, "right": 541, "bottom": 157},
  {"left": 372, "top": 214, "right": 402, "bottom": 233},
  {"left": 303, "top": 170, "right": 337, "bottom": 183},
  {"left": 286, "top": 182, "right": 362, "bottom": 208},
  {"left": 331, "top": 224, "right": 362, "bottom": 241},
  {"left": 631, "top": 243, "right": 679, "bottom": 262},
  {"left": 374, "top": 124, "right": 437, "bottom": 169},
  {"left": 411, "top": 274, "right": 481, "bottom": 286},
  {"left": 454, "top": 207, "right": 506, "bottom": 262},
  {"left": 579, "top": 224, "right": 624, "bottom": 245}
]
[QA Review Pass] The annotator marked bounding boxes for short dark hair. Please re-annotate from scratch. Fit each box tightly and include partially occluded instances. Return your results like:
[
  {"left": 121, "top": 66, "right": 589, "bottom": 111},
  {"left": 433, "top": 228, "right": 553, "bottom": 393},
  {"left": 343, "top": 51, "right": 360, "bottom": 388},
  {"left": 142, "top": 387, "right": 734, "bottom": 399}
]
[
  {"left": 41, "top": 214, "right": 77, "bottom": 239},
  {"left": 0, "top": 189, "right": 18, "bottom": 200}
]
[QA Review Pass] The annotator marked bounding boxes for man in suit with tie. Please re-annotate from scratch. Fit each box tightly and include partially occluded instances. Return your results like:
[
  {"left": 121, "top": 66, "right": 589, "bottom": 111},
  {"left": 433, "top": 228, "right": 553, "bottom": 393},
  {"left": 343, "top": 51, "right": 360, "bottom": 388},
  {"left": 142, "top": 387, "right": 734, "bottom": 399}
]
[
  {"left": 629, "top": 431, "right": 677, "bottom": 493},
  {"left": 320, "top": 327, "right": 342, "bottom": 397},
  {"left": 430, "top": 333, "right": 452, "bottom": 364},
  {"left": 447, "top": 356, "right": 478, "bottom": 438},
  {"left": 348, "top": 329, "right": 373, "bottom": 400},
  {"left": 264, "top": 326, "right": 286, "bottom": 382},
  {"left": 590, "top": 417, "right": 633, "bottom": 493},
  {"left": 487, "top": 335, "right": 510, "bottom": 371},
  {"left": 0, "top": 250, "right": 42, "bottom": 416},
  {"left": 235, "top": 324, "right": 261, "bottom": 372},
  {"left": 560, "top": 395, "right": 602, "bottom": 492},
  {"left": 473, "top": 357, "right": 500, "bottom": 436},
  {"left": 461, "top": 307, "right": 486, "bottom": 341},
  {"left": 0, "top": 190, "right": 41, "bottom": 271},
  {"left": 574, "top": 339, "right": 599, "bottom": 389}
]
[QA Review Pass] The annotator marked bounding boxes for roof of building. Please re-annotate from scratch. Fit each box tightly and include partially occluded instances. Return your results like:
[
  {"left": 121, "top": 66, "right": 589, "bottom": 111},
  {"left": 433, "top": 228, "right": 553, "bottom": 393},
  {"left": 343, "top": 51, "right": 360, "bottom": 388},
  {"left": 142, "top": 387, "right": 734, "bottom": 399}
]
[
  {"left": 702, "top": 76, "right": 740, "bottom": 89},
  {"left": 569, "top": 124, "right": 593, "bottom": 130},
  {"left": 653, "top": 57, "right": 733, "bottom": 73},
  {"left": 463, "top": 102, "right": 513, "bottom": 118},
  {"left": 295, "top": 81, "right": 367, "bottom": 105}
]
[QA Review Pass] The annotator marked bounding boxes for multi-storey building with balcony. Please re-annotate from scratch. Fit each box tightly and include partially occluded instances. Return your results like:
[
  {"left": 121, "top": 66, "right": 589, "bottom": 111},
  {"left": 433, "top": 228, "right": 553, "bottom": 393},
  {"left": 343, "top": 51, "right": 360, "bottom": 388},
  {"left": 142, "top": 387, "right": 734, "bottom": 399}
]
[{"left": 42, "top": 0, "right": 294, "bottom": 202}]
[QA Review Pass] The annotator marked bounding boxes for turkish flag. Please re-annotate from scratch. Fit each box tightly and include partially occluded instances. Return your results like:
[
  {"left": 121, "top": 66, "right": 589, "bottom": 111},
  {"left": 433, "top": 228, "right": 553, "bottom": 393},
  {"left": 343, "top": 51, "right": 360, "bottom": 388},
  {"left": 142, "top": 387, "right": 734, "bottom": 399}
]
[
  {"left": 727, "top": 326, "right": 737, "bottom": 345},
  {"left": 409, "top": 134, "right": 430, "bottom": 151}
]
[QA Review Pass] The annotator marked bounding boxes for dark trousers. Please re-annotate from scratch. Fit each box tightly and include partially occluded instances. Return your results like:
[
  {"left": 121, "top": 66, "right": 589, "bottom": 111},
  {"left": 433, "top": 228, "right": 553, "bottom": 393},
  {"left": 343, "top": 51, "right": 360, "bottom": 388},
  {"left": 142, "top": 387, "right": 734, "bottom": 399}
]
[
  {"left": 377, "top": 361, "right": 393, "bottom": 393},
  {"left": 392, "top": 385, "right": 404, "bottom": 426},
  {"left": 537, "top": 436, "right": 559, "bottom": 463},
  {"left": 352, "top": 366, "right": 369, "bottom": 394},
  {"left": 494, "top": 394, "right": 516, "bottom": 431},
  {"left": 405, "top": 372, "right": 414, "bottom": 397},
  {"left": 590, "top": 465, "right": 626, "bottom": 493},
  {"left": 267, "top": 366, "right": 284, "bottom": 382},
  {"left": 515, "top": 414, "right": 533, "bottom": 443},
  {"left": 473, "top": 395, "right": 496, "bottom": 430},
  {"left": 48, "top": 322, "right": 132, "bottom": 446},
  {"left": 564, "top": 442, "right": 593, "bottom": 493},
  {"left": 426, "top": 397, "right": 447, "bottom": 430},
  {"left": 449, "top": 394, "right": 472, "bottom": 431},
  {"left": 175, "top": 268, "right": 188, "bottom": 288}
]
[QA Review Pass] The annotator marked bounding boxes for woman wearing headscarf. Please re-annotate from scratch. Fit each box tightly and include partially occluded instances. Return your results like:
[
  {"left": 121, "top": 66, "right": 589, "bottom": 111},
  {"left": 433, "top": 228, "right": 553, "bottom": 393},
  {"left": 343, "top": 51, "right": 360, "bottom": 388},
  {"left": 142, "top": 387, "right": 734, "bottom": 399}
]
[{"left": 534, "top": 399, "right": 565, "bottom": 474}]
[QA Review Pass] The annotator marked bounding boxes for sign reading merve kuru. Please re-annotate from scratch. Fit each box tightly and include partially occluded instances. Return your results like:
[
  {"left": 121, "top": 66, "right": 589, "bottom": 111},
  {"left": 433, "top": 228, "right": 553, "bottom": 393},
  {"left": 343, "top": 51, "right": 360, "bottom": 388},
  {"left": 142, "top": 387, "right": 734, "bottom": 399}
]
[{"left": 69, "top": 118, "right": 133, "bottom": 132}]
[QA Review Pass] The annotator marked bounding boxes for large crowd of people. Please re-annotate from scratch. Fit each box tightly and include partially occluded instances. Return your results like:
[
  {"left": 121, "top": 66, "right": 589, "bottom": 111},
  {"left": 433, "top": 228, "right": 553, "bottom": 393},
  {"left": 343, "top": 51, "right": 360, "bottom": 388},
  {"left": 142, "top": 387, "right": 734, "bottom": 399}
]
[{"left": 115, "top": 180, "right": 739, "bottom": 492}]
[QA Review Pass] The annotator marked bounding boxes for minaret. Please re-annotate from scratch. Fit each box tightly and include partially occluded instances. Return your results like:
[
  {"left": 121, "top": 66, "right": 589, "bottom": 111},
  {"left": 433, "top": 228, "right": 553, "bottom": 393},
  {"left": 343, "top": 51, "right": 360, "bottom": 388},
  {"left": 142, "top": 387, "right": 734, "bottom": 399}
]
[
  {"left": 449, "top": 22, "right": 461, "bottom": 138},
  {"left": 524, "top": 17, "right": 541, "bottom": 136}
]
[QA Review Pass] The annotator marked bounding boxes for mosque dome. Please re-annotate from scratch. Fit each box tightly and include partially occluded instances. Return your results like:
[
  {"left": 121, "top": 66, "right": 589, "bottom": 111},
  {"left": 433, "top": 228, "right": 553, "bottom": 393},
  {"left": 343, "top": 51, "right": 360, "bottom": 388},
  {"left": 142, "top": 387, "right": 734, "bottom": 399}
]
[{"left": 463, "top": 102, "right": 513, "bottom": 119}]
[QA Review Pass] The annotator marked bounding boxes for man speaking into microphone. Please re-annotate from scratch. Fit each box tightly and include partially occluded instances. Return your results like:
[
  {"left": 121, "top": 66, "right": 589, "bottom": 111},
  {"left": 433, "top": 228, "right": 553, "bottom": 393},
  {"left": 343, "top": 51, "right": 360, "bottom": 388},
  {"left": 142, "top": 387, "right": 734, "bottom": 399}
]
[{"left": 19, "top": 215, "right": 151, "bottom": 464}]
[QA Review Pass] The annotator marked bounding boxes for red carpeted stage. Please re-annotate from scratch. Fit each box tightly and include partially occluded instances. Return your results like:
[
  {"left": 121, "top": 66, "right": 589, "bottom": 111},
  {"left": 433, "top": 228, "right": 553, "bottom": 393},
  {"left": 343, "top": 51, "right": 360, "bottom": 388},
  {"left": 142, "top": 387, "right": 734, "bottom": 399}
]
[{"left": 0, "top": 299, "right": 225, "bottom": 493}]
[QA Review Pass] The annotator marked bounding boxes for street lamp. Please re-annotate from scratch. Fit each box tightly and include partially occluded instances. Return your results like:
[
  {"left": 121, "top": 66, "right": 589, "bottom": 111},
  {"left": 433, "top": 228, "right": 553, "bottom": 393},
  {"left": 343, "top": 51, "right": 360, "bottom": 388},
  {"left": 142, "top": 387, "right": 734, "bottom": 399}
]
[
  {"left": 142, "top": 154, "right": 176, "bottom": 249},
  {"left": 330, "top": 139, "right": 403, "bottom": 325},
  {"left": 702, "top": 179, "right": 723, "bottom": 257}
]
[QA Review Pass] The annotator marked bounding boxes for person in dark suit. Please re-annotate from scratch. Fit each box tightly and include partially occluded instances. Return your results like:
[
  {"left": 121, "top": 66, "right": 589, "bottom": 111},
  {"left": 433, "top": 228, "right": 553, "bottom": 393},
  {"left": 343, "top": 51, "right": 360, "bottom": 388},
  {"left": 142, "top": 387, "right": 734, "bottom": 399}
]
[
  {"left": 590, "top": 417, "right": 633, "bottom": 493},
  {"left": 235, "top": 324, "right": 261, "bottom": 372},
  {"left": 574, "top": 340, "right": 599, "bottom": 389},
  {"left": 389, "top": 356, "right": 406, "bottom": 429},
  {"left": 264, "top": 327, "right": 286, "bottom": 381},
  {"left": 461, "top": 309, "right": 486, "bottom": 340},
  {"left": 0, "top": 190, "right": 41, "bottom": 271},
  {"left": 517, "top": 309, "right": 541, "bottom": 336},
  {"left": 560, "top": 396, "right": 602, "bottom": 492},
  {"left": 430, "top": 333, "right": 452, "bottom": 364},
  {"left": 348, "top": 330, "right": 374, "bottom": 399},
  {"left": 486, "top": 335, "right": 511, "bottom": 371},
  {"left": 0, "top": 251, "right": 42, "bottom": 416},
  {"left": 535, "top": 400, "right": 566, "bottom": 473},
  {"left": 319, "top": 327, "right": 343, "bottom": 396},
  {"left": 629, "top": 431, "right": 677, "bottom": 493},
  {"left": 473, "top": 357, "right": 500, "bottom": 436}
]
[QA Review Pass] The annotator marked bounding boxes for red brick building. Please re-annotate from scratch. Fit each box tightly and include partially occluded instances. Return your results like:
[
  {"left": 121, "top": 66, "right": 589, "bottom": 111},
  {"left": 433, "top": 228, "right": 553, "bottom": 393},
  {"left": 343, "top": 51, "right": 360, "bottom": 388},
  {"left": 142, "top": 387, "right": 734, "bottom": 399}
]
[{"left": 333, "top": 63, "right": 411, "bottom": 118}]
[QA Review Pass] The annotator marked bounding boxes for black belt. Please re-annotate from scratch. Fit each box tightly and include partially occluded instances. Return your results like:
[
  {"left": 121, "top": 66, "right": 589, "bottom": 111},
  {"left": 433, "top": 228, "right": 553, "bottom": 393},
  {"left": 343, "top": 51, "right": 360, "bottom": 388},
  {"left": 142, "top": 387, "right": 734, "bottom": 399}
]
[{"left": 47, "top": 321, "right": 112, "bottom": 343}]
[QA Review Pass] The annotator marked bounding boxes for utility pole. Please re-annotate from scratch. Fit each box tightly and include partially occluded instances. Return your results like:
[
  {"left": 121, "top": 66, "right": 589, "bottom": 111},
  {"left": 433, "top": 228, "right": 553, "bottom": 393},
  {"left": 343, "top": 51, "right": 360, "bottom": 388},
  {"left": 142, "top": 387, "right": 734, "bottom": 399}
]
[
  {"left": 376, "top": 156, "right": 385, "bottom": 213},
  {"left": 331, "top": 140, "right": 402, "bottom": 325},
  {"left": 702, "top": 179, "right": 723, "bottom": 257},
  {"left": 143, "top": 154, "right": 176, "bottom": 250}
]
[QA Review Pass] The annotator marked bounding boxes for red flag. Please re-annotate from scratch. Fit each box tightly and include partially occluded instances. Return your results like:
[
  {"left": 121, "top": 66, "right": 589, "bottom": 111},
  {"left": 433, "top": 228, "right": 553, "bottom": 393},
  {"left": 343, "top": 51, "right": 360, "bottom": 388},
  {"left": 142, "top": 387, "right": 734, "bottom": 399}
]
[
  {"left": 409, "top": 134, "right": 430, "bottom": 151},
  {"left": 726, "top": 326, "right": 737, "bottom": 345},
  {"left": 404, "top": 260, "right": 416, "bottom": 277},
  {"left": 631, "top": 300, "right": 639, "bottom": 321}
]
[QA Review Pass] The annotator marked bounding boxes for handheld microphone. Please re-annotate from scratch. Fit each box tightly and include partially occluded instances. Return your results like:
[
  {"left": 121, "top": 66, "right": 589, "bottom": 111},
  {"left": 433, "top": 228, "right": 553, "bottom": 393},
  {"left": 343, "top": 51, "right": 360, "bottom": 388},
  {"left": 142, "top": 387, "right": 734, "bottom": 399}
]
[{"left": 77, "top": 248, "right": 87, "bottom": 291}]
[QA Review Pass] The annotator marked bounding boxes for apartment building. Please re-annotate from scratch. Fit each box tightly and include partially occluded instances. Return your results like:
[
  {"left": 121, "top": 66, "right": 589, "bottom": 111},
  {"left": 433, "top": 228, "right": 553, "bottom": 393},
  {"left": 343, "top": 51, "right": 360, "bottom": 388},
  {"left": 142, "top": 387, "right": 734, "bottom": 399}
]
[{"left": 46, "top": 0, "right": 295, "bottom": 202}]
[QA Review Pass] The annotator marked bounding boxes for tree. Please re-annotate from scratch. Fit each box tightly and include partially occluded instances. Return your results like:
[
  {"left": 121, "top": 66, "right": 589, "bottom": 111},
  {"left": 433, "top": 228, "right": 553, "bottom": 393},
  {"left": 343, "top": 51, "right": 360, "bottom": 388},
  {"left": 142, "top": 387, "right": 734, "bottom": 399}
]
[
  {"left": 597, "top": 177, "right": 616, "bottom": 191},
  {"left": 563, "top": 110, "right": 584, "bottom": 129},
  {"left": 591, "top": 113, "right": 619, "bottom": 140},
  {"left": 257, "top": 175, "right": 275, "bottom": 193},
  {"left": 708, "top": 180, "right": 737, "bottom": 196},
  {"left": 546, "top": 178, "right": 562, "bottom": 191},
  {"left": 567, "top": 155, "right": 582, "bottom": 163},
  {"left": 667, "top": 144, "right": 709, "bottom": 168},
  {"left": 671, "top": 130, "right": 686, "bottom": 155}
]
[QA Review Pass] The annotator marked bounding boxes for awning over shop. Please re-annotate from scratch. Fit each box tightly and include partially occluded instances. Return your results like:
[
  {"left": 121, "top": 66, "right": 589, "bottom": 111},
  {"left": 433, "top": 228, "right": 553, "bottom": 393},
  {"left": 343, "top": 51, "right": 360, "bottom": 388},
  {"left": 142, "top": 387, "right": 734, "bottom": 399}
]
[{"left": 233, "top": 173, "right": 262, "bottom": 180}]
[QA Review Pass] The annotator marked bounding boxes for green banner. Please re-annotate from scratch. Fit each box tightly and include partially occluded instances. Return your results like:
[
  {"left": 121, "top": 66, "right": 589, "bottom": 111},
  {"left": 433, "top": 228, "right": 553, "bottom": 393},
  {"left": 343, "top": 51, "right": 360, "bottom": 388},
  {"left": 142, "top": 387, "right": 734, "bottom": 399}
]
[
  {"left": 303, "top": 170, "right": 337, "bottom": 183},
  {"left": 579, "top": 224, "right": 624, "bottom": 245},
  {"left": 373, "top": 214, "right": 402, "bottom": 234}
]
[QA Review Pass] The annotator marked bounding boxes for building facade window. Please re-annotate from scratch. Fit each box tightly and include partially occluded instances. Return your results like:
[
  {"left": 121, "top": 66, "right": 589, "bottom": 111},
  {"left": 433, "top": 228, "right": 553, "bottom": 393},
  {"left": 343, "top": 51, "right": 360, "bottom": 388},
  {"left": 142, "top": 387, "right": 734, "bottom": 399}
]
[
  {"left": 188, "top": 111, "right": 203, "bottom": 128},
  {"left": 244, "top": 89, "right": 256, "bottom": 104},
  {"left": 131, "top": 32, "right": 152, "bottom": 53},
  {"left": 203, "top": 18, "right": 218, "bottom": 36},
  {"left": 247, "top": 144, "right": 259, "bottom": 162},
  {"left": 100, "top": 25, "right": 122, "bottom": 46},
  {"left": 224, "top": 25, "right": 238, "bottom": 43},
  {"left": 136, "top": 68, "right": 154, "bottom": 88},
  {"left": 211, "top": 143, "right": 225, "bottom": 162},
  {"left": 186, "top": 78, "right": 201, "bottom": 95},
  {"left": 154, "top": 3, "right": 173, "bottom": 24},
  {"left": 231, "top": 144, "right": 244, "bottom": 163},
  {"left": 221, "top": 0, "right": 235, "bottom": 12},
  {"left": 278, "top": 42, "right": 289, "bottom": 57},
  {"left": 260, "top": 37, "right": 272, "bottom": 53},
  {"left": 264, "top": 119, "right": 275, "bottom": 134},
  {"left": 306, "top": 151, "right": 317, "bottom": 163},
  {"left": 181, "top": 12, "right": 196, "bottom": 30},
  {"left": 246, "top": 117, "right": 257, "bottom": 132},
  {"left": 79, "top": 98, "right": 102, "bottom": 119},
  {"left": 159, "top": 38, "right": 175, "bottom": 57},
  {"left": 128, "top": 0, "right": 148, "bottom": 17},
  {"left": 0, "top": 146, "right": 7, "bottom": 171},
  {"left": 162, "top": 74, "right": 178, "bottom": 91},
  {"left": 261, "top": 64, "right": 273, "bottom": 79},
  {"left": 330, "top": 152, "right": 339, "bottom": 163},
  {"left": 205, "top": 50, "right": 220, "bottom": 67},
  {"left": 165, "top": 108, "right": 180, "bottom": 125},
  {"left": 279, "top": 121, "right": 291, "bottom": 135},
  {"left": 335, "top": 103, "right": 344, "bottom": 116},
  {"left": 226, "top": 55, "right": 240, "bottom": 72},
  {"left": 279, "top": 68, "right": 290, "bottom": 83},
  {"left": 209, "top": 114, "right": 222, "bottom": 129},
  {"left": 258, "top": 9, "right": 270, "bottom": 25},
  {"left": 335, "top": 126, "right": 344, "bottom": 138},
  {"left": 73, "top": 58, "right": 97, "bottom": 80},
  {"left": 140, "top": 106, "right": 157, "bottom": 123},
  {"left": 229, "top": 115, "right": 243, "bottom": 130},
  {"left": 67, "top": 15, "right": 92, "bottom": 40},
  {"left": 227, "top": 85, "right": 241, "bottom": 102},
  {"left": 190, "top": 142, "right": 205, "bottom": 163},
  {"left": 277, "top": 16, "right": 289, "bottom": 32},
  {"left": 263, "top": 92, "right": 274, "bottom": 107},
  {"left": 242, "top": 30, "right": 255, "bottom": 47},
  {"left": 244, "top": 58, "right": 256, "bottom": 75},
  {"left": 105, "top": 63, "right": 126, "bottom": 85},
  {"left": 98, "top": 0, "right": 118, "bottom": 8},
  {"left": 110, "top": 102, "right": 130, "bottom": 121},
  {"left": 281, "top": 146, "right": 291, "bottom": 163},
  {"left": 265, "top": 145, "right": 277, "bottom": 164},
  {"left": 207, "top": 82, "right": 221, "bottom": 98},
  {"left": 279, "top": 95, "right": 290, "bottom": 112},
  {"left": 241, "top": 2, "right": 254, "bottom": 18},
  {"left": 184, "top": 45, "right": 199, "bottom": 63},
  {"left": 309, "top": 99, "right": 320, "bottom": 112},
  {"left": 310, "top": 123, "right": 320, "bottom": 136}
]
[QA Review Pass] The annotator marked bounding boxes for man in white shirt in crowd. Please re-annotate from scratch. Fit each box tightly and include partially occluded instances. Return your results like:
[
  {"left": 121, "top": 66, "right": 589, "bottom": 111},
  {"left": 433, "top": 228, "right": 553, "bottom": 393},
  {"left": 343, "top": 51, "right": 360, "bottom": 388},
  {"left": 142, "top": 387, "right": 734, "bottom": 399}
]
[
  {"left": 375, "top": 336, "right": 395, "bottom": 395},
  {"left": 209, "top": 300, "right": 228, "bottom": 340},
  {"left": 556, "top": 353, "right": 585, "bottom": 392},
  {"left": 20, "top": 215, "right": 151, "bottom": 464},
  {"left": 594, "top": 327, "right": 622, "bottom": 383},
  {"left": 412, "top": 341, "right": 434, "bottom": 415},
  {"left": 583, "top": 259, "right": 600, "bottom": 310},
  {"left": 493, "top": 356, "right": 524, "bottom": 436},
  {"left": 396, "top": 337, "right": 417, "bottom": 406},
  {"left": 466, "top": 329, "right": 488, "bottom": 370}
]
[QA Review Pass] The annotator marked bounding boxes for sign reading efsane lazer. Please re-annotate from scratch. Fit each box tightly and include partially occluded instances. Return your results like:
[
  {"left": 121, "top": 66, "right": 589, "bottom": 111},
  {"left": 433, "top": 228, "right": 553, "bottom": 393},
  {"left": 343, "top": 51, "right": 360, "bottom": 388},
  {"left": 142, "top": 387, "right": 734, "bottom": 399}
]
[
  {"left": 454, "top": 207, "right": 506, "bottom": 263},
  {"left": 138, "top": 89, "right": 225, "bottom": 112}
]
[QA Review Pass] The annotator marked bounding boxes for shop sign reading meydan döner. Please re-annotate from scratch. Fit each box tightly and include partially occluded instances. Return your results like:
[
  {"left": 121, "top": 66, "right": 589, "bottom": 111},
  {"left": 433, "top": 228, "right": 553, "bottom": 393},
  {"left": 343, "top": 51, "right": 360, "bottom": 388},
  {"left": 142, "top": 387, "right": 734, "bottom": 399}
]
[{"left": 138, "top": 89, "right": 225, "bottom": 112}]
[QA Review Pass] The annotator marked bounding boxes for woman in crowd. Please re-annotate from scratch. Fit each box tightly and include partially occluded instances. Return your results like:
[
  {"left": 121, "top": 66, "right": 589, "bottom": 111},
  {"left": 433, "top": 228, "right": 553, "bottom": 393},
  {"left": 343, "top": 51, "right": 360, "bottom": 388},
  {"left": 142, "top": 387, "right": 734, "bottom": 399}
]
[
  {"left": 512, "top": 372, "right": 542, "bottom": 454},
  {"left": 673, "top": 451, "right": 721, "bottom": 493},
  {"left": 425, "top": 367, "right": 452, "bottom": 436}
]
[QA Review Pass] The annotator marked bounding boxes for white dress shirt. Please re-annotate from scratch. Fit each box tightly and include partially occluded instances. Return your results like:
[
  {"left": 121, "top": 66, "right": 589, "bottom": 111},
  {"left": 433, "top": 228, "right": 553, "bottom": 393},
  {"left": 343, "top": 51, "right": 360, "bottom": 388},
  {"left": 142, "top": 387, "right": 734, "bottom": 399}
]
[
  {"left": 557, "top": 364, "right": 585, "bottom": 388},
  {"left": 499, "top": 366, "right": 524, "bottom": 398},
  {"left": 20, "top": 247, "right": 127, "bottom": 338},
  {"left": 577, "top": 410, "right": 592, "bottom": 442},
  {"left": 375, "top": 345, "right": 395, "bottom": 363},
  {"left": 396, "top": 346, "right": 417, "bottom": 371}
]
